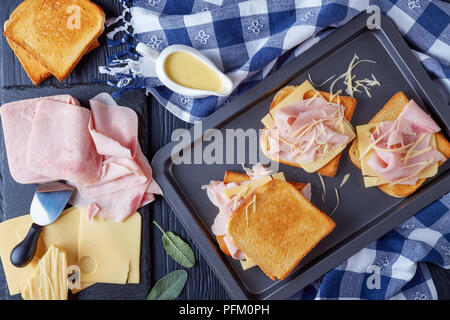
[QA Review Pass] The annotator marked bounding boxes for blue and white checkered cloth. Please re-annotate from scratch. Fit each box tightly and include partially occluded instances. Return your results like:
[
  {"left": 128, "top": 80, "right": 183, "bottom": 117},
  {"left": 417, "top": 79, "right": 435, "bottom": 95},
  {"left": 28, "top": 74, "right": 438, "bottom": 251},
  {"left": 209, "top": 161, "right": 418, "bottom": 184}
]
[
  {"left": 101, "top": 0, "right": 450, "bottom": 123},
  {"left": 292, "top": 193, "right": 450, "bottom": 300},
  {"left": 101, "top": 0, "right": 450, "bottom": 300}
]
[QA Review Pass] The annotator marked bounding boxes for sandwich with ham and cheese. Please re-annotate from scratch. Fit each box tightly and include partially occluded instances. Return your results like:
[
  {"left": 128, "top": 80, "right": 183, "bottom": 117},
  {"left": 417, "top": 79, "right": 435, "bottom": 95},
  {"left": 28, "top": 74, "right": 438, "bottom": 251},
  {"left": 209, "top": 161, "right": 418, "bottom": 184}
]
[
  {"left": 349, "top": 92, "right": 450, "bottom": 197},
  {"left": 203, "top": 164, "right": 335, "bottom": 280},
  {"left": 260, "top": 80, "right": 357, "bottom": 177}
]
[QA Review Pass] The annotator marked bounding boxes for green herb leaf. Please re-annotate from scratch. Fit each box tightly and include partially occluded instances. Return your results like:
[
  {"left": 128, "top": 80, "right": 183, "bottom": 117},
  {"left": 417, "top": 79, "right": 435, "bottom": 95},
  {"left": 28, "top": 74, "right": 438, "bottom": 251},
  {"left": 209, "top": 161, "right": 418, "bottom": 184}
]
[
  {"left": 147, "top": 270, "right": 188, "bottom": 300},
  {"left": 153, "top": 221, "right": 195, "bottom": 268}
]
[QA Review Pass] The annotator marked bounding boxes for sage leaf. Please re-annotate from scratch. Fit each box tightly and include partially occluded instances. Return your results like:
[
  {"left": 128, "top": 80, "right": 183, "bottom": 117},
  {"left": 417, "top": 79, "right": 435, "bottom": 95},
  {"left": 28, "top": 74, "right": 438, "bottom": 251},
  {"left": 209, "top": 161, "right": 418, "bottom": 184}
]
[
  {"left": 147, "top": 270, "right": 188, "bottom": 300},
  {"left": 153, "top": 221, "right": 195, "bottom": 268}
]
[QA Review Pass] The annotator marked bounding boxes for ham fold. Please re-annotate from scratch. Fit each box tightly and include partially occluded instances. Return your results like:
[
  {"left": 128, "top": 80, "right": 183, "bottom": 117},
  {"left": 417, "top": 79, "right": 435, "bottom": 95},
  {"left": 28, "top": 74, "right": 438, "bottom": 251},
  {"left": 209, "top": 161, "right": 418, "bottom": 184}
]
[
  {"left": 367, "top": 100, "right": 445, "bottom": 185},
  {"left": 0, "top": 95, "right": 80, "bottom": 184},
  {"left": 204, "top": 164, "right": 311, "bottom": 260},
  {"left": 69, "top": 94, "right": 162, "bottom": 222},
  {"left": 266, "top": 96, "right": 350, "bottom": 165},
  {"left": 0, "top": 93, "right": 162, "bottom": 222}
]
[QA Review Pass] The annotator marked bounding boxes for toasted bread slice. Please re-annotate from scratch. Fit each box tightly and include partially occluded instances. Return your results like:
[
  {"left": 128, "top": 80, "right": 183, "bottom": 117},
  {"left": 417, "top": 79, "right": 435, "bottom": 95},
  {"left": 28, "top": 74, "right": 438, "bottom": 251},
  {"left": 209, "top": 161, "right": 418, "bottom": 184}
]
[
  {"left": 216, "top": 171, "right": 306, "bottom": 257},
  {"left": 262, "top": 87, "right": 357, "bottom": 177},
  {"left": 349, "top": 91, "right": 450, "bottom": 197},
  {"left": 227, "top": 180, "right": 335, "bottom": 280},
  {"left": 4, "top": 0, "right": 105, "bottom": 82},
  {"left": 5, "top": 36, "right": 99, "bottom": 85}
]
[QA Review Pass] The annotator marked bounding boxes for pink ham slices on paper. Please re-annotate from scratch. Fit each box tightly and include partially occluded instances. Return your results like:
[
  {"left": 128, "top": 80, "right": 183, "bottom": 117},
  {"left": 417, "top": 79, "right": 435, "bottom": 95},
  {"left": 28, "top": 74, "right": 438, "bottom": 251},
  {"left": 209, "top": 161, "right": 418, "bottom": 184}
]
[
  {"left": 203, "top": 164, "right": 311, "bottom": 260},
  {"left": 266, "top": 96, "right": 350, "bottom": 164},
  {"left": 366, "top": 100, "right": 446, "bottom": 185},
  {"left": 0, "top": 92, "right": 161, "bottom": 222}
]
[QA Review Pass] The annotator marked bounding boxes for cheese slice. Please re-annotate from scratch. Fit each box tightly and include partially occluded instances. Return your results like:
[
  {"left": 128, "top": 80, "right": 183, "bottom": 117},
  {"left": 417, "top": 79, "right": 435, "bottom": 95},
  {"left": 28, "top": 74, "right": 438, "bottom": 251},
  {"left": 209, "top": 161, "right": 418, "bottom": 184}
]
[
  {"left": 0, "top": 207, "right": 142, "bottom": 297},
  {"left": 356, "top": 122, "right": 438, "bottom": 187},
  {"left": 0, "top": 215, "right": 45, "bottom": 295},
  {"left": 223, "top": 176, "right": 272, "bottom": 199},
  {"left": 262, "top": 80, "right": 316, "bottom": 129},
  {"left": 78, "top": 210, "right": 141, "bottom": 284},
  {"left": 270, "top": 80, "right": 316, "bottom": 117},
  {"left": 240, "top": 257, "right": 257, "bottom": 270},
  {"left": 21, "top": 245, "right": 68, "bottom": 300},
  {"left": 300, "top": 119, "right": 356, "bottom": 173},
  {"left": 271, "top": 172, "right": 286, "bottom": 181},
  {"left": 261, "top": 113, "right": 274, "bottom": 129}
]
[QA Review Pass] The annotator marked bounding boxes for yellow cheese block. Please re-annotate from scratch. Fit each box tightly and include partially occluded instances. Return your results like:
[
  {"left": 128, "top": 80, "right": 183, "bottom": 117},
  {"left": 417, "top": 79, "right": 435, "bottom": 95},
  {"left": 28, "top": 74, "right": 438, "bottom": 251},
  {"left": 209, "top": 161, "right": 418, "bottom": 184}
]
[
  {"left": 300, "top": 119, "right": 356, "bottom": 173},
  {"left": 22, "top": 245, "right": 68, "bottom": 300},
  {"left": 0, "top": 215, "right": 45, "bottom": 295},
  {"left": 78, "top": 211, "right": 141, "bottom": 284},
  {"left": 356, "top": 122, "right": 438, "bottom": 187}
]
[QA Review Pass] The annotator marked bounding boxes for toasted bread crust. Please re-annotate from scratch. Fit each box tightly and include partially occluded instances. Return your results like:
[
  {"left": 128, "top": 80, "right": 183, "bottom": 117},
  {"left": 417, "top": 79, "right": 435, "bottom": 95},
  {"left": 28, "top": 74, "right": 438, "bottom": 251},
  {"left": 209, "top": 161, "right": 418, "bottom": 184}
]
[
  {"left": 349, "top": 92, "right": 450, "bottom": 197},
  {"left": 216, "top": 171, "right": 306, "bottom": 257},
  {"left": 228, "top": 180, "right": 335, "bottom": 280},
  {"left": 263, "top": 87, "right": 357, "bottom": 177},
  {"left": 4, "top": 0, "right": 105, "bottom": 82}
]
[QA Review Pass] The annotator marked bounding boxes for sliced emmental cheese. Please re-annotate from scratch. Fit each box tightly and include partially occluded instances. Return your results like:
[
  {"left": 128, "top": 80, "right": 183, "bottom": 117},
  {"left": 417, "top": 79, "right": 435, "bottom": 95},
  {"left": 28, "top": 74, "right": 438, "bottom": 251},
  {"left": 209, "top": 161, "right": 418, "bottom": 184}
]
[
  {"left": 240, "top": 257, "right": 257, "bottom": 270},
  {"left": 270, "top": 80, "right": 316, "bottom": 116},
  {"left": 0, "top": 215, "right": 45, "bottom": 295},
  {"left": 300, "top": 119, "right": 356, "bottom": 173},
  {"left": 223, "top": 172, "right": 287, "bottom": 200},
  {"left": 22, "top": 245, "right": 68, "bottom": 300},
  {"left": 78, "top": 210, "right": 141, "bottom": 284},
  {"left": 223, "top": 176, "right": 272, "bottom": 199},
  {"left": 262, "top": 80, "right": 316, "bottom": 129},
  {"left": 356, "top": 122, "right": 438, "bottom": 187},
  {"left": 0, "top": 207, "right": 142, "bottom": 297}
]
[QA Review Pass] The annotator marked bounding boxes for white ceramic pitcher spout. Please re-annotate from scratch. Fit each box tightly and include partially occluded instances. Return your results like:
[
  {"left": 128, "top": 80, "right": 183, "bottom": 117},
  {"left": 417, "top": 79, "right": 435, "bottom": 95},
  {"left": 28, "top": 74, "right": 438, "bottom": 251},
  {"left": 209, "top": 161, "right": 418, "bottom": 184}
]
[{"left": 136, "top": 43, "right": 234, "bottom": 98}]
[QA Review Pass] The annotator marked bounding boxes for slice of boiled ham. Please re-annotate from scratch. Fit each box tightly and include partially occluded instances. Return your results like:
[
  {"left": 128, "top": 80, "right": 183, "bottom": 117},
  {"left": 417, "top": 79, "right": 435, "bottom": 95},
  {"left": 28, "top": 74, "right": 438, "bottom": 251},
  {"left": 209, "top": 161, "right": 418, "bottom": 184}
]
[
  {"left": 69, "top": 93, "right": 162, "bottom": 222},
  {"left": 267, "top": 96, "right": 349, "bottom": 165},
  {"left": 0, "top": 92, "right": 162, "bottom": 222},
  {"left": 0, "top": 95, "right": 80, "bottom": 184},
  {"left": 367, "top": 100, "right": 446, "bottom": 185},
  {"left": 27, "top": 99, "right": 103, "bottom": 184},
  {"left": 204, "top": 164, "right": 311, "bottom": 261}
]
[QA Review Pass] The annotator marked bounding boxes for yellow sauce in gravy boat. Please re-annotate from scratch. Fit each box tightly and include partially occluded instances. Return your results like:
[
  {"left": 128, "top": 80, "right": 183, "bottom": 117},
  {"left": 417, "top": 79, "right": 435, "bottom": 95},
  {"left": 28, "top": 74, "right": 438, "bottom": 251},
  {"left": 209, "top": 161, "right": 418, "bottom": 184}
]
[{"left": 136, "top": 43, "right": 233, "bottom": 98}]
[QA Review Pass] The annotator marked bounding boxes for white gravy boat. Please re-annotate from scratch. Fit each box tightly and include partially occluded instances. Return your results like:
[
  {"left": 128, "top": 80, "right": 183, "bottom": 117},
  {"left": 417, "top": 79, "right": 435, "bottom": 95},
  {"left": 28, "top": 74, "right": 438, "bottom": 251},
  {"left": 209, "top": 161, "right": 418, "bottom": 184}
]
[{"left": 136, "top": 43, "right": 233, "bottom": 98}]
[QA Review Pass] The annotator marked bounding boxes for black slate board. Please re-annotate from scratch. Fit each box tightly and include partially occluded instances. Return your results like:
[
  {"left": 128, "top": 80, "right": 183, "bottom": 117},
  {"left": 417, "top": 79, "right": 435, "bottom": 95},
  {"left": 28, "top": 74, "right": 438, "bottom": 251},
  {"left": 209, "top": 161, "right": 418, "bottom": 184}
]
[
  {"left": 0, "top": 84, "right": 151, "bottom": 300},
  {"left": 151, "top": 14, "right": 450, "bottom": 299}
]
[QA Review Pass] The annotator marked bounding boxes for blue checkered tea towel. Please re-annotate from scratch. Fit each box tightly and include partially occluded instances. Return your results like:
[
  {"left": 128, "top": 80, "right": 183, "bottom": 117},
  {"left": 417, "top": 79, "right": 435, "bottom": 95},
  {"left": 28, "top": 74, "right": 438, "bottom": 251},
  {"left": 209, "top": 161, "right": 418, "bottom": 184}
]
[
  {"left": 291, "top": 193, "right": 450, "bottom": 300},
  {"left": 101, "top": 0, "right": 449, "bottom": 123}
]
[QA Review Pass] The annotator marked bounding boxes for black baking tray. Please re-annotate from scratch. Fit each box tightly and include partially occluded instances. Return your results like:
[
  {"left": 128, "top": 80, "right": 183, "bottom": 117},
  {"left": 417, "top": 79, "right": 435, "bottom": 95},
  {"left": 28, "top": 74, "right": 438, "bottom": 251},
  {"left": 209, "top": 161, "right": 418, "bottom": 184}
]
[
  {"left": 0, "top": 84, "right": 151, "bottom": 300},
  {"left": 151, "top": 13, "right": 450, "bottom": 300}
]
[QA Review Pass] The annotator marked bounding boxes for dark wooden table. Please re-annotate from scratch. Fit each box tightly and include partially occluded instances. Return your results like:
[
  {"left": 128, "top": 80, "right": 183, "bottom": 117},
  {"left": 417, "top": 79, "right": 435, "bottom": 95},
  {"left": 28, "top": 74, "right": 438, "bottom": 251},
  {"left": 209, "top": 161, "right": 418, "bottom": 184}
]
[{"left": 0, "top": 0, "right": 448, "bottom": 300}]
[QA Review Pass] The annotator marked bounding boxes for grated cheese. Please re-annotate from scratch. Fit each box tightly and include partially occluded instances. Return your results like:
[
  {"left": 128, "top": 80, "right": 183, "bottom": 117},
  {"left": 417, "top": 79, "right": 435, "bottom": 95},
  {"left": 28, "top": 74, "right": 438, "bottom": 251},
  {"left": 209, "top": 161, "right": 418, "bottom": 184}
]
[
  {"left": 317, "top": 172, "right": 326, "bottom": 203},
  {"left": 329, "top": 54, "right": 378, "bottom": 99},
  {"left": 330, "top": 187, "right": 340, "bottom": 216},
  {"left": 402, "top": 133, "right": 428, "bottom": 164},
  {"left": 308, "top": 73, "right": 336, "bottom": 87},
  {"left": 340, "top": 173, "right": 351, "bottom": 187}
]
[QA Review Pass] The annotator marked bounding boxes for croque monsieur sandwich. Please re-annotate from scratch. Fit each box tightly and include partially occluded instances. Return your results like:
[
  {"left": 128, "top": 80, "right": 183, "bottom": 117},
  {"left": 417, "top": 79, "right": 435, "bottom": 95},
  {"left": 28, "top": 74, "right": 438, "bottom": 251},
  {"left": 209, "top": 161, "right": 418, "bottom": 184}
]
[
  {"left": 203, "top": 164, "right": 335, "bottom": 280},
  {"left": 349, "top": 92, "right": 450, "bottom": 197},
  {"left": 260, "top": 80, "right": 357, "bottom": 177}
]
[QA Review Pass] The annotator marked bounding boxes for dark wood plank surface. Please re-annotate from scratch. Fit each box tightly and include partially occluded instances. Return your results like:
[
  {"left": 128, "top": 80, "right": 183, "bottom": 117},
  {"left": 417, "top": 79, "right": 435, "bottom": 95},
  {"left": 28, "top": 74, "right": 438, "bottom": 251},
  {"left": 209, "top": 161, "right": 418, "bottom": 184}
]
[{"left": 0, "top": 0, "right": 448, "bottom": 300}]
